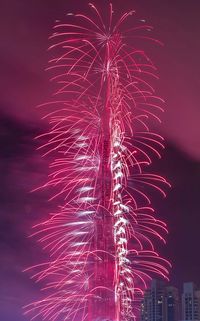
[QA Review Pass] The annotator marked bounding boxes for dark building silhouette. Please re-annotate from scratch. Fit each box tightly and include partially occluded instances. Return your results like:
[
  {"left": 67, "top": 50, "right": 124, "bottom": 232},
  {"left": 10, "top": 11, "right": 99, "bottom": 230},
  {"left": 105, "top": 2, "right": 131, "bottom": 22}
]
[
  {"left": 140, "top": 280, "right": 180, "bottom": 321},
  {"left": 182, "top": 282, "right": 200, "bottom": 321},
  {"left": 166, "top": 286, "right": 179, "bottom": 321}
]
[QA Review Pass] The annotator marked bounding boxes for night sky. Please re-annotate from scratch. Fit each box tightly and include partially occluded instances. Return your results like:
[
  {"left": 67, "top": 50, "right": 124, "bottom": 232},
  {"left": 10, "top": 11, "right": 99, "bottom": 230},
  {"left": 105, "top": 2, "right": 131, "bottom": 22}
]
[{"left": 1, "top": 1, "right": 200, "bottom": 320}]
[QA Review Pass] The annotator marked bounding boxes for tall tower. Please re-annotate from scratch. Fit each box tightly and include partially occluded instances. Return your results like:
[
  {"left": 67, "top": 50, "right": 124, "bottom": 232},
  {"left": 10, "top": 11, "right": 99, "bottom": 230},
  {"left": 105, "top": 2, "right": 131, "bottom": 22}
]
[
  {"left": 25, "top": 4, "right": 170, "bottom": 321},
  {"left": 90, "top": 42, "right": 116, "bottom": 321}
]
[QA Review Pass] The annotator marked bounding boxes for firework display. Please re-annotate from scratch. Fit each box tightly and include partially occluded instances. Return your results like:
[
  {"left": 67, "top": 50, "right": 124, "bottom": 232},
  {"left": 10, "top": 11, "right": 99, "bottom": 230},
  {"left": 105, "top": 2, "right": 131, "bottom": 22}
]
[{"left": 25, "top": 3, "right": 170, "bottom": 321}]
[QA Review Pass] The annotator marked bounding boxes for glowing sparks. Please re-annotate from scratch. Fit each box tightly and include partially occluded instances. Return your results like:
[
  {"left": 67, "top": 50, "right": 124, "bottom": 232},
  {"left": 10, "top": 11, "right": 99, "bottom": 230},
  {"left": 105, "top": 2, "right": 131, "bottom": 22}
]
[{"left": 25, "top": 3, "right": 170, "bottom": 321}]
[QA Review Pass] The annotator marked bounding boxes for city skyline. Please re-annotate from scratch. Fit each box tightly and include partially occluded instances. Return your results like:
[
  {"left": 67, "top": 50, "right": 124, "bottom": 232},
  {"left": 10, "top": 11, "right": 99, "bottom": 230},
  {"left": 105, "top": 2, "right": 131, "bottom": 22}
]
[{"left": 141, "top": 279, "right": 200, "bottom": 321}]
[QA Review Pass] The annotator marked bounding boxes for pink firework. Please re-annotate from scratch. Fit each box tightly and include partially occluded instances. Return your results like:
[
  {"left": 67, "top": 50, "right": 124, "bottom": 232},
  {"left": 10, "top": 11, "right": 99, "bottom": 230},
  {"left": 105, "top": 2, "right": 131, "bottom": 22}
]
[{"left": 25, "top": 3, "right": 171, "bottom": 321}]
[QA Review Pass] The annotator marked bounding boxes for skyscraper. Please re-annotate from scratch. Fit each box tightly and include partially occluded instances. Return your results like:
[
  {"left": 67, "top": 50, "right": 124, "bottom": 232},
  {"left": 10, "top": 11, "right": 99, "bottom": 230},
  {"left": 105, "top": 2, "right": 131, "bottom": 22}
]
[
  {"left": 140, "top": 280, "right": 180, "bottom": 321},
  {"left": 166, "top": 286, "right": 179, "bottom": 321},
  {"left": 182, "top": 282, "right": 200, "bottom": 321}
]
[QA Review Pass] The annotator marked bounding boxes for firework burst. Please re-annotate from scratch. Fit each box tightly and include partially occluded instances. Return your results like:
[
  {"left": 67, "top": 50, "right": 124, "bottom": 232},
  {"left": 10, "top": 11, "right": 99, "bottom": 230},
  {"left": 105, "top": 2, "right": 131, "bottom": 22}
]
[{"left": 24, "top": 3, "right": 170, "bottom": 321}]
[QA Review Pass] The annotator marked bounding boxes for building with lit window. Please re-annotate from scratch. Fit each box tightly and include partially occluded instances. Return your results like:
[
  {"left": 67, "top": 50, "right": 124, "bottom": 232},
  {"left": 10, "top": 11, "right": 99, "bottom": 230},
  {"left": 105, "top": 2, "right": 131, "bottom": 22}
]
[
  {"left": 166, "top": 286, "right": 179, "bottom": 321},
  {"left": 182, "top": 282, "right": 200, "bottom": 321},
  {"left": 140, "top": 280, "right": 180, "bottom": 321}
]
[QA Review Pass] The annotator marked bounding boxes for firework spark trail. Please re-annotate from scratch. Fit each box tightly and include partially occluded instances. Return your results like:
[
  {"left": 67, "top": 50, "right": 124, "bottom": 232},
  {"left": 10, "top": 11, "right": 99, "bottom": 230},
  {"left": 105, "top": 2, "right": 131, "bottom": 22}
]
[{"left": 24, "top": 3, "right": 171, "bottom": 321}]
